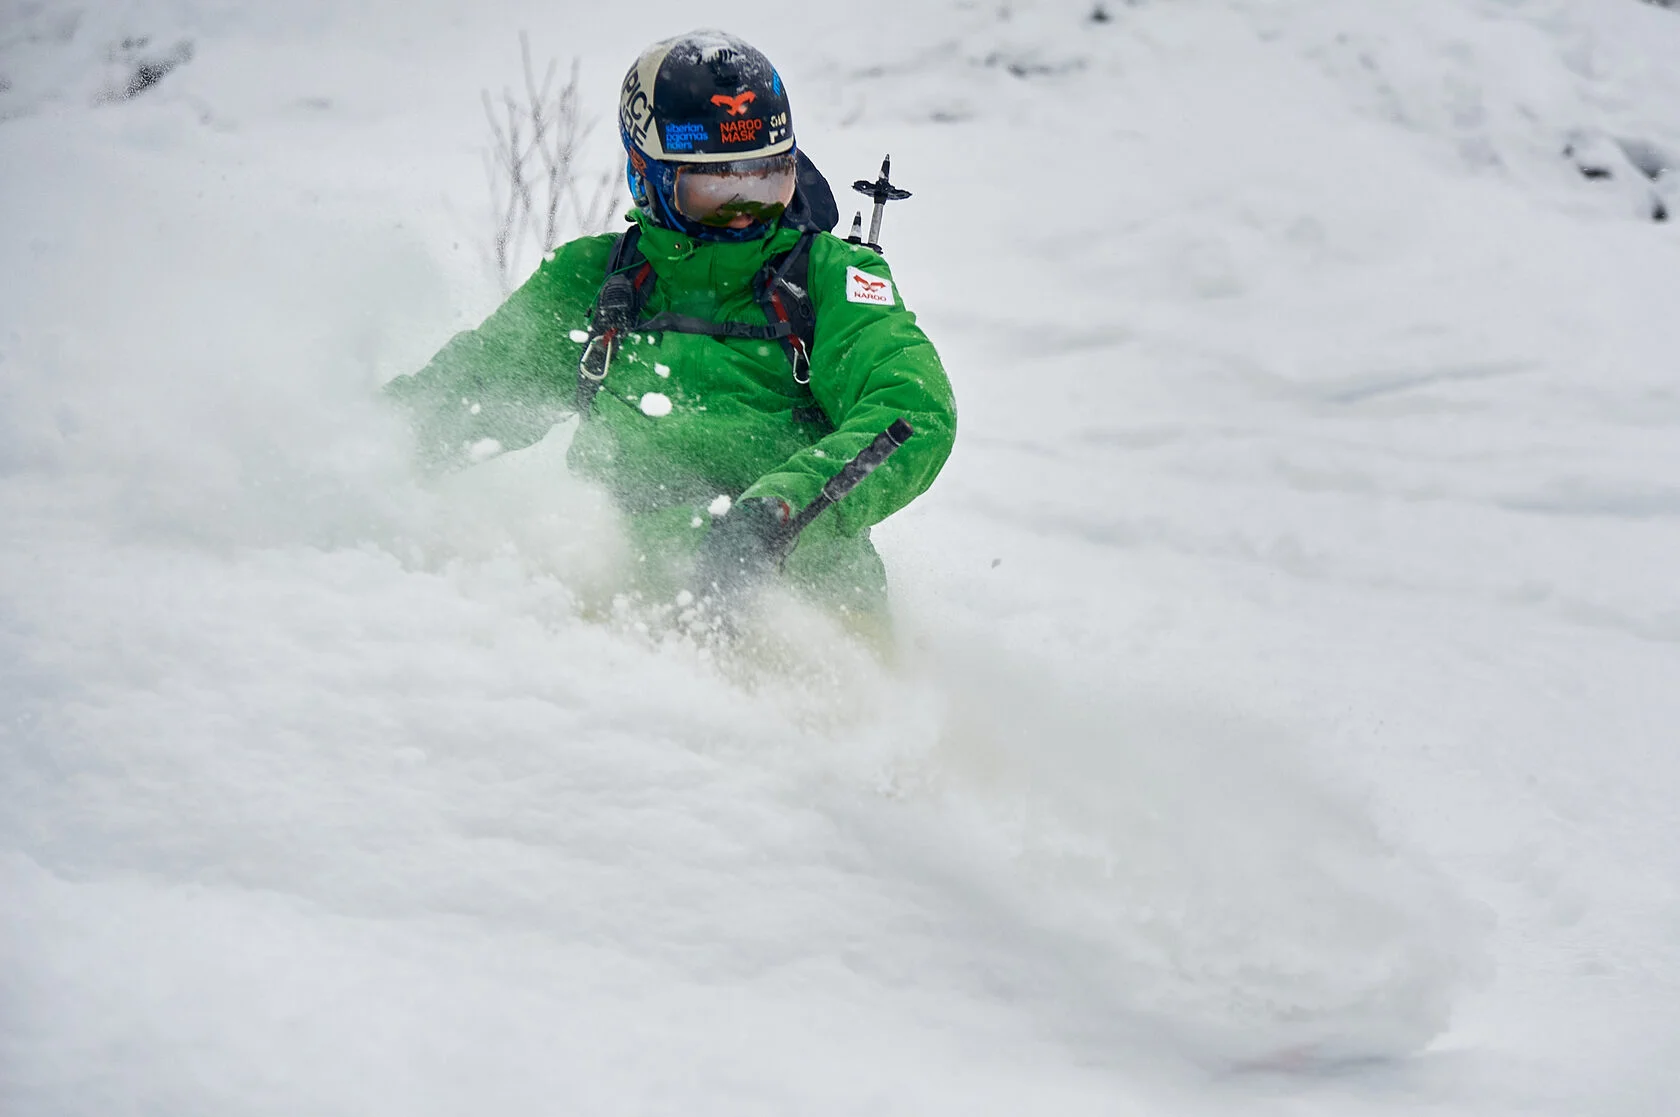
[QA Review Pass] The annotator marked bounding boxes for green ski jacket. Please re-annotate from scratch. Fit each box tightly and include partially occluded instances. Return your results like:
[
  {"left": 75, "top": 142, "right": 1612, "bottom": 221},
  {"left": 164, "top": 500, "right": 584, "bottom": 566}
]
[{"left": 385, "top": 210, "right": 957, "bottom": 614}]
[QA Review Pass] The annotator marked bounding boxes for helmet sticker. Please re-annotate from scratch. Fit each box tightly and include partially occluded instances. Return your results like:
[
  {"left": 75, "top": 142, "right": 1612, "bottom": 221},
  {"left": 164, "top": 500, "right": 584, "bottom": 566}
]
[
  {"left": 719, "top": 116, "right": 764, "bottom": 145},
  {"left": 620, "top": 62, "right": 655, "bottom": 147},
  {"left": 663, "top": 122, "right": 710, "bottom": 152},
  {"left": 710, "top": 91, "right": 756, "bottom": 116},
  {"left": 845, "top": 266, "right": 895, "bottom": 307}
]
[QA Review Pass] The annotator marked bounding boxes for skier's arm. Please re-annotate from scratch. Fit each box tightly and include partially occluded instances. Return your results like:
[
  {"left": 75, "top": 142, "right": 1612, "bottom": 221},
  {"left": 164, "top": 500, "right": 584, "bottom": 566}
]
[
  {"left": 739, "top": 239, "right": 957, "bottom": 536},
  {"left": 382, "top": 234, "right": 614, "bottom": 470}
]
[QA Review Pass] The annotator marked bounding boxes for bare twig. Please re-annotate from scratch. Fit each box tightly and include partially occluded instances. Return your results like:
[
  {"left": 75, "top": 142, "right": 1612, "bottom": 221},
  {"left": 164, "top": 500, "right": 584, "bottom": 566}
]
[{"left": 482, "top": 34, "right": 622, "bottom": 291}]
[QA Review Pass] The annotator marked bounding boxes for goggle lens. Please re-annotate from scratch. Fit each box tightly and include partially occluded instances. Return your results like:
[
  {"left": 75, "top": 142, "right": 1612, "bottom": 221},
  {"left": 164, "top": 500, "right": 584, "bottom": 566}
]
[{"left": 673, "top": 156, "right": 798, "bottom": 228}]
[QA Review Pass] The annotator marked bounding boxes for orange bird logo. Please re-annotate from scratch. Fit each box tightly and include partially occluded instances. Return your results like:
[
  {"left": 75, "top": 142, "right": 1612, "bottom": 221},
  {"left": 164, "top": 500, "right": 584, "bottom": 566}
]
[{"left": 710, "top": 91, "right": 757, "bottom": 116}]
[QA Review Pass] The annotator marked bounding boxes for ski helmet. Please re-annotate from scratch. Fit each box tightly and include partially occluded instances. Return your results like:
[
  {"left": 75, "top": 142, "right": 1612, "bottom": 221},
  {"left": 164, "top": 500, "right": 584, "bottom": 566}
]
[{"left": 619, "top": 31, "right": 797, "bottom": 241}]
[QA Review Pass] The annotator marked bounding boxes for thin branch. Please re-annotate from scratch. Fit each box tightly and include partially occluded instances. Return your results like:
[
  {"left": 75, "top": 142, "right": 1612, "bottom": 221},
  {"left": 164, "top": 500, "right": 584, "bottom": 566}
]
[{"left": 481, "top": 37, "right": 624, "bottom": 290}]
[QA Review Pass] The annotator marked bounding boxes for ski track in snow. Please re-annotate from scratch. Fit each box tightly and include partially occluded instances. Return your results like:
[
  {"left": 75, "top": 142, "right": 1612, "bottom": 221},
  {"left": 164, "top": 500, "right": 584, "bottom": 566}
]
[{"left": 3, "top": 0, "right": 1679, "bottom": 1113}]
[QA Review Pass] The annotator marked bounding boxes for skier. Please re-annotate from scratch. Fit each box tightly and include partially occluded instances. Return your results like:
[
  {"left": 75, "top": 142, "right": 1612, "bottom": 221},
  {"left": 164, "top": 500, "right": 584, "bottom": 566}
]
[{"left": 384, "top": 30, "right": 956, "bottom": 636}]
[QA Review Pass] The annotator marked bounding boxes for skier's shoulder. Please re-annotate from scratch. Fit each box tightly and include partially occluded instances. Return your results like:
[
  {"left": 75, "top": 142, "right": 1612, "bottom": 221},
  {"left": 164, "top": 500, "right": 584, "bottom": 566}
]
[
  {"left": 805, "top": 233, "right": 903, "bottom": 311},
  {"left": 806, "top": 230, "right": 891, "bottom": 272},
  {"left": 519, "top": 230, "right": 623, "bottom": 300}
]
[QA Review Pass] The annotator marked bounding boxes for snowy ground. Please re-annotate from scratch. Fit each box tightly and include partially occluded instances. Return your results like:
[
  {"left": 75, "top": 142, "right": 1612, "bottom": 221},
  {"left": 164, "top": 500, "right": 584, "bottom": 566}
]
[{"left": 4, "top": 0, "right": 1679, "bottom": 1113}]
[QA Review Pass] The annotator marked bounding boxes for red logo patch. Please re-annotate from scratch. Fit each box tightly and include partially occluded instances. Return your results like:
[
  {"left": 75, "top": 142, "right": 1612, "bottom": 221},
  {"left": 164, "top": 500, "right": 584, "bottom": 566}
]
[
  {"left": 845, "top": 266, "right": 894, "bottom": 306},
  {"left": 710, "top": 91, "right": 757, "bottom": 117}
]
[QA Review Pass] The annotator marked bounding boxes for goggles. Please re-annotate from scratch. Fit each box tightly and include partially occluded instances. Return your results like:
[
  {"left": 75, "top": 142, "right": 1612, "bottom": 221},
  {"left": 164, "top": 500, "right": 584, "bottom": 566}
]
[{"left": 672, "top": 154, "right": 798, "bottom": 227}]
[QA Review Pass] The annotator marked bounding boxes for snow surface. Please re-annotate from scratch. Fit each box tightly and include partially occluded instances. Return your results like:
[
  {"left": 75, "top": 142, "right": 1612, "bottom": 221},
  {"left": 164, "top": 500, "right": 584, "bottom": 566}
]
[{"left": 3, "top": 0, "right": 1679, "bottom": 1113}]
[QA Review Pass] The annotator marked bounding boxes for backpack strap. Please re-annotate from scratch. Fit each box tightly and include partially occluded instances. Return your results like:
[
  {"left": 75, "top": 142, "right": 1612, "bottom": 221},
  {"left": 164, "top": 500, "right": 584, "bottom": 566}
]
[
  {"left": 755, "top": 232, "right": 817, "bottom": 386},
  {"left": 635, "top": 312, "right": 791, "bottom": 342},
  {"left": 577, "top": 226, "right": 655, "bottom": 414},
  {"left": 577, "top": 227, "right": 821, "bottom": 415}
]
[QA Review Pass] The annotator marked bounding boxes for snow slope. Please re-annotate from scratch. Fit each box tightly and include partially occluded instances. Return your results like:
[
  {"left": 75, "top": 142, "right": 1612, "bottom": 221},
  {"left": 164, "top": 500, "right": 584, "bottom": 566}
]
[{"left": 3, "top": 0, "right": 1679, "bottom": 1113}]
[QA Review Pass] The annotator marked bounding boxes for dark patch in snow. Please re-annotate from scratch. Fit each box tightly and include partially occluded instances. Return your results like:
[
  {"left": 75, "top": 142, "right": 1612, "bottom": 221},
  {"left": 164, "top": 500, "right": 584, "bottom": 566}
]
[
  {"left": 1087, "top": 0, "right": 1146, "bottom": 20},
  {"left": 930, "top": 107, "right": 974, "bottom": 124},
  {"left": 983, "top": 51, "right": 1087, "bottom": 80},
  {"left": 99, "top": 36, "right": 195, "bottom": 103},
  {"left": 1563, "top": 133, "right": 1673, "bottom": 223}
]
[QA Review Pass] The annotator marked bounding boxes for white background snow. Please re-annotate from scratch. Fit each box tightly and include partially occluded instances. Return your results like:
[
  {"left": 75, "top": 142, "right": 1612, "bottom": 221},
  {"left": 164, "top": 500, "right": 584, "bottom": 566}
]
[{"left": 3, "top": 0, "right": 1679, "bottom": 1113}]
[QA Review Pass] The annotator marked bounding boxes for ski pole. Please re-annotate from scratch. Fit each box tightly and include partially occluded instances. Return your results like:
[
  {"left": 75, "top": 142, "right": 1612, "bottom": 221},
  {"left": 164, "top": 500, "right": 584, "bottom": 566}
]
[
  {"left": 848, "top": 155, "right": 912, "bottom": 253},
  {"left": 786, "top": 418, "right": 914, "bottom": 539}
]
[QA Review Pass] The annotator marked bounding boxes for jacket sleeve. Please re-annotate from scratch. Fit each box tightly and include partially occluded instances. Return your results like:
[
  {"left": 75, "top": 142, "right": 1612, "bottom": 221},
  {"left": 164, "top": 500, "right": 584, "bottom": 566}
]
[
  {"left": 382, "top": 234, "right": 614, "bottom": 470},
  {"left": 740, "top": 236, "right": 957, "bottom": 536}
]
